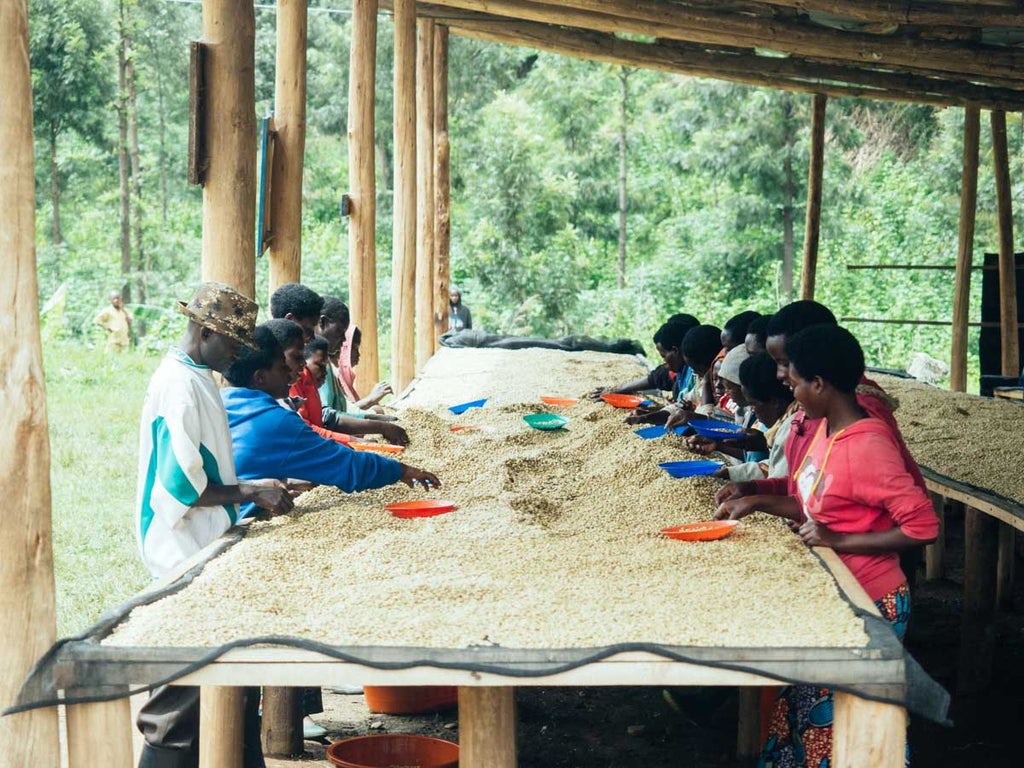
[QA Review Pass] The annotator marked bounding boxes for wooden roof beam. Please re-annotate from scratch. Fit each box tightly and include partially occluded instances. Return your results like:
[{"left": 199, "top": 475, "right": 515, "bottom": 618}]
[
  {"left": 423, "top": 0, "right": 1024, "bottom": 84},
  {"left": 444, "top": 15, "right": 1024, "bottom": 110},
  {"left": 748, "top": 1, "right": 1024, "bottom": 28}
]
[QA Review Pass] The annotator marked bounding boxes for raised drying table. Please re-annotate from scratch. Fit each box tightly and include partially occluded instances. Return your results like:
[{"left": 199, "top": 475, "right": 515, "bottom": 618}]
[{"left": 13, "top": 350, "right": 947, "bottom": 768}]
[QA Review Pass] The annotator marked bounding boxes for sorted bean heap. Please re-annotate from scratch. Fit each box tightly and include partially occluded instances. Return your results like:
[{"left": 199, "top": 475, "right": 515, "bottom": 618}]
[
  {"left": 106, "top": 349, "right": 867, "bottom": 650},
  {"left": 875, "top": 373, "right": 1024, "bottom": 504}
]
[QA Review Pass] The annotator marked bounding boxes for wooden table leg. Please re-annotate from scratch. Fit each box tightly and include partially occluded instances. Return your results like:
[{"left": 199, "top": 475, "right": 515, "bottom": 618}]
[
  {"left": 925, "top": 493, "right": 946, "bottom": 581},
  {"left": 261, "top": 687, "right": 303, "bottom": 757},
  {"left": 458, "top": 687, "right": 516, "bottom": 768},
  {"left": 200, "top": 686, "right": 245, "bottom": 768},
  {"left": 736, "top": 687, "right": 762, "bottom": 762},
  {"left": 959, "top": 505, "right": 999, "bottom": 693},
  {"left": 832, "top": 691, "right": 906, "bottom": 768},
  {"left": 996, "top": 523, "right": 1016, "bottom": 610},
  {"left": 66, "top": 695, "right": 134, "bottom": 768}
]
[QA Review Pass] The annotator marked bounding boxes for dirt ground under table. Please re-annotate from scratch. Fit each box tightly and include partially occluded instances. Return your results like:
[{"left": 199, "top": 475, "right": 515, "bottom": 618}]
[{"left": 270, "top": 512, "right": 1021, "bottom": 768}]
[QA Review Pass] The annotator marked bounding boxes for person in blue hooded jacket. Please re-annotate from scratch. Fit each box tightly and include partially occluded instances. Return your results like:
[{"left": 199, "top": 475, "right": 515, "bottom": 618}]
[{"left": 221, "top": 323, "right": 440, "bottom": 519}]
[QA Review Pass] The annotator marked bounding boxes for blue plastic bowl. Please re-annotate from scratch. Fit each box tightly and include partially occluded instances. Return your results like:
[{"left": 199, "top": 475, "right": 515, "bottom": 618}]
[
  {"left": 448, "top": 398, "right": 487, "bottom": 415},
  {"left": 658, "top": 460, "right": 724, "bottom": 478},
  {"left": 688, "top": 419, "right": 746, "bottom": 440},
  {"left": 634, "top": 425, "right": 686, "bottom": 440}
]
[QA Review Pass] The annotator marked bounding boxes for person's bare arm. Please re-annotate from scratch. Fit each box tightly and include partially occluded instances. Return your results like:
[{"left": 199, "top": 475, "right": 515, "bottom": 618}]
[
  {"left": 798, "top": 520, "right": 936, "bottom": 553},
  {"left": 586, "top": 376, "right": 651, "bottom": 400},
  {"left": 715, "top": 494, "right": 801, "bottom": 522},
  {"left": 196, "top": 480, "right": 294, "bottom": 515}
]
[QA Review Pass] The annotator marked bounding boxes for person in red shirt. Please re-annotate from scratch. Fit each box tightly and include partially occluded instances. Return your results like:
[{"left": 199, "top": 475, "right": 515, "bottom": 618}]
[{"left": 717, "top": 324, "right": 937, "bottom": 768}]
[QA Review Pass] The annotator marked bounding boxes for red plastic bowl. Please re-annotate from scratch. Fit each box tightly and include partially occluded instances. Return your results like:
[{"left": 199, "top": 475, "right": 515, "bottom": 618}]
[
  {"left": 364, "top": 685, "right": 458, "bottom": 715},
  {"left": 385, "top": 500, "right": 458, "bottom": 518},
  {"left": 661, "top": 520, "right": 738, "bottom": 541},
  {"left": 327, "top": 734, "right": 459, "bottom": 768},
  {"left": 600, "top": 393, "right": 643, "bottom": 408}
]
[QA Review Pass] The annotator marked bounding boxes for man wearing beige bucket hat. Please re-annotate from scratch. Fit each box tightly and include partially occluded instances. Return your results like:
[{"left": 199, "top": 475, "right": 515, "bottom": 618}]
[{"left": 134, "top": 282, "right": 291, "bottom": 768}]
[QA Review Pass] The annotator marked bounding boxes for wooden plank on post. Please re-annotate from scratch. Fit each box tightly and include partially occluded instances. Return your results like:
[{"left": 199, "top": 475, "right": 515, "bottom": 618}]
[
  {"left": 991, "top": 109, "right": 1020, "bottom": 378},
  {"left": 187, "top": 41, "right": 207, "bottom": 186},
  {"left": 458, "top": 687, "right": 516, "bottom": 768},
  {"left": 260, "top": 687, "right": 302, "bottom": 757},
  {"left": 416, "top": 18, "right": 437, "bottom": 371},
  {"left": 0, "top": 1, "right": 61, "bottom": 764},
  {"left": 958, "top": 505, "right": 999, "bottom": 693},
  {"left": 200, "top": 0, "right": 257, "bottom": 297},
  {"left": 832, "top": 692, "right": 906, "bottom": 768},
  {"left": 66, "top": 697, "right": 134, "bottom": 768},
  {"left": 951, "top": 106, "right": 980, "bottom": 392},
  {"left": 801, "top": 93, "right": 827, "bottom": 301},
  {"left": 433, "top": 24, "right": 451, "bottom": 349},
  {"left": 391, "top": 0, "right": 417, "bottom": 392},
  {"left": 268, "top": 0, "right": 308, "bottom": 295},
  {"left": 199, "top": 686, "right": 245, "bottom": 768},
  {"left": 348, "top": 0, "right": 380, "bottom": 396},
  {"left": 925, "top": 493, "right": 946, "bottom": 581}
]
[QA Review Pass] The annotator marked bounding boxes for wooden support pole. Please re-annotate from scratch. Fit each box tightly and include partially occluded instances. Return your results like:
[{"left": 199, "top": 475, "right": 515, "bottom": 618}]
[
  {"left": 996, "top": 523, "right": 1016, "bottom": 611},
  {"left": 391, "top": 0, "right": 417, "bottom": 392},
  {"left": 0, "top": 1, "right": 61, "bottom": 765},
  {"left": 348, "top": 0, "right": 380, "bottom": 396},
  {"left": 415, "top": 18, "right": 437, "bottom": 370},
  {"left": 991, "top": 110, "right": 1020, "bottom": 378},
  {"left": 958, "top": 506, "right": 999, "bottom": 693},
  {"left": 268, "top": 0, "right": 309, "bottom": 295},
  {"left": 800, "top": 93, "right": 827, "bottom": 301},
  {"left": 201, "top": 0, "right": 257, "bottom": 297},
  {"left": 66, "top": 697, "right": 134, "bottom": 768},
  {"left": 433, "top": 25, "right": 451, "bottom": 348},
  {"left": 951, "top": 106, "right": 980, "bottom": 393},
  {"left": 736, "top": 688, "right": 761, "bottom": 761},
  {"left": 925, "top": 493, "right": 946, "bottom": 581},
  {"left": 458, "top": 687, "right": 517, "bottom": 768},
  {"left": 260, "top": 687, "right": 302, "bottom": 757},
  {"left": 832, "top": 692, "right": 906, "bottom": 768},
  {"left": 199, "top": 686, "right": 245, "bottom": 768}
]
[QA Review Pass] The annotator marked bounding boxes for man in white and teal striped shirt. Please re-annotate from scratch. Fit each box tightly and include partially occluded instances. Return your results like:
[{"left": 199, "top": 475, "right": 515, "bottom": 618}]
[
  {"left": 135, "top": 282, "right": 293, "bottom": 578},
  {"left": 135, "top": 283, "right": 291, "bottom": 768}
]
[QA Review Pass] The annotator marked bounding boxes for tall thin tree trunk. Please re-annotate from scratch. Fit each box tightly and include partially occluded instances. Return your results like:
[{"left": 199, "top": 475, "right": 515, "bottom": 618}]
[
  {"left": 377, "top": 136, "right": 390, "bottom": 194},
  {"left": 48, "top": 122, "right": 61, "bottom": 247},
  {"left": 117, "top": 1, "right": 131, "bottom": 300},
  {"left": 126, "top": 24, "right": 145, "bottom": 312},
  {"left": 156, "top": 66, "right": 169, "bottom": 225},
  {"left": 781, "top": 96, "right": 795, "bottom": 303},
  {"left": 617, "top": 67, "right": 630, "bottom": 290}
]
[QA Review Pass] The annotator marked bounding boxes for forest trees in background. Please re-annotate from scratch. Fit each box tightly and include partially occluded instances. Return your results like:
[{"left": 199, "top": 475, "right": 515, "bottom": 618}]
[{"left": 26, "top": 0, "right": 1023, "bottom": 379}]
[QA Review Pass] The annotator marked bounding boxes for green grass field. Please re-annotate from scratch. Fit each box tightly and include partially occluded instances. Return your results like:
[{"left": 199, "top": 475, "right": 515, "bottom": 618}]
[{"left": 45, "top": 340, "right": 158, "bottom": 636}]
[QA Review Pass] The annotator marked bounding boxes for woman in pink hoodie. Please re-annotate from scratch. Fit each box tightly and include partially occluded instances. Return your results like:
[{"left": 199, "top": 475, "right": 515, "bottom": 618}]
[{"left": 717, "top": 324, "right": 938, "bottom": 768}]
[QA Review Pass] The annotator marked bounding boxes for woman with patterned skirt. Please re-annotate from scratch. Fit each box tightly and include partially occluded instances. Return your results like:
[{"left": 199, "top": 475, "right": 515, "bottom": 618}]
[{"left": 716, "top": 324, "right": 938, "bottom": 768}]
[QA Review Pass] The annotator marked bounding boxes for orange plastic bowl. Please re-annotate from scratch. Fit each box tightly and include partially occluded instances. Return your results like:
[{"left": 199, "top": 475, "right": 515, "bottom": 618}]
[
  {"left": 327, "top": 734, "right": 459, "bottom": 768},
  {"left": 385, "top": 500, "right": 458, "bottom": 519},
  {"left": 661, "top": 520, "right": 739, "bottom": 541},
  {"left": 351, "top": 443, "right": 405, "bottom": 454},
  {"left": 364, "top": 685, "right": 458, "bottom": 715},
  {"left": 600, "top": 393, "right": 643, "bottom": 408},
  {"left": 540, "top": 396, "right": 579, "bottom": 407},
  {"left": 450, "top": 425, "right": 482, "bottom": 433}
]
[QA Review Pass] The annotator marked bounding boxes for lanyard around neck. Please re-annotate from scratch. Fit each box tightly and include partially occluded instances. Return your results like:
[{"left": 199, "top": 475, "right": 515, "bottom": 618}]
[{"left": 793, "top": 419, "right": 847, "bottom": 499}]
